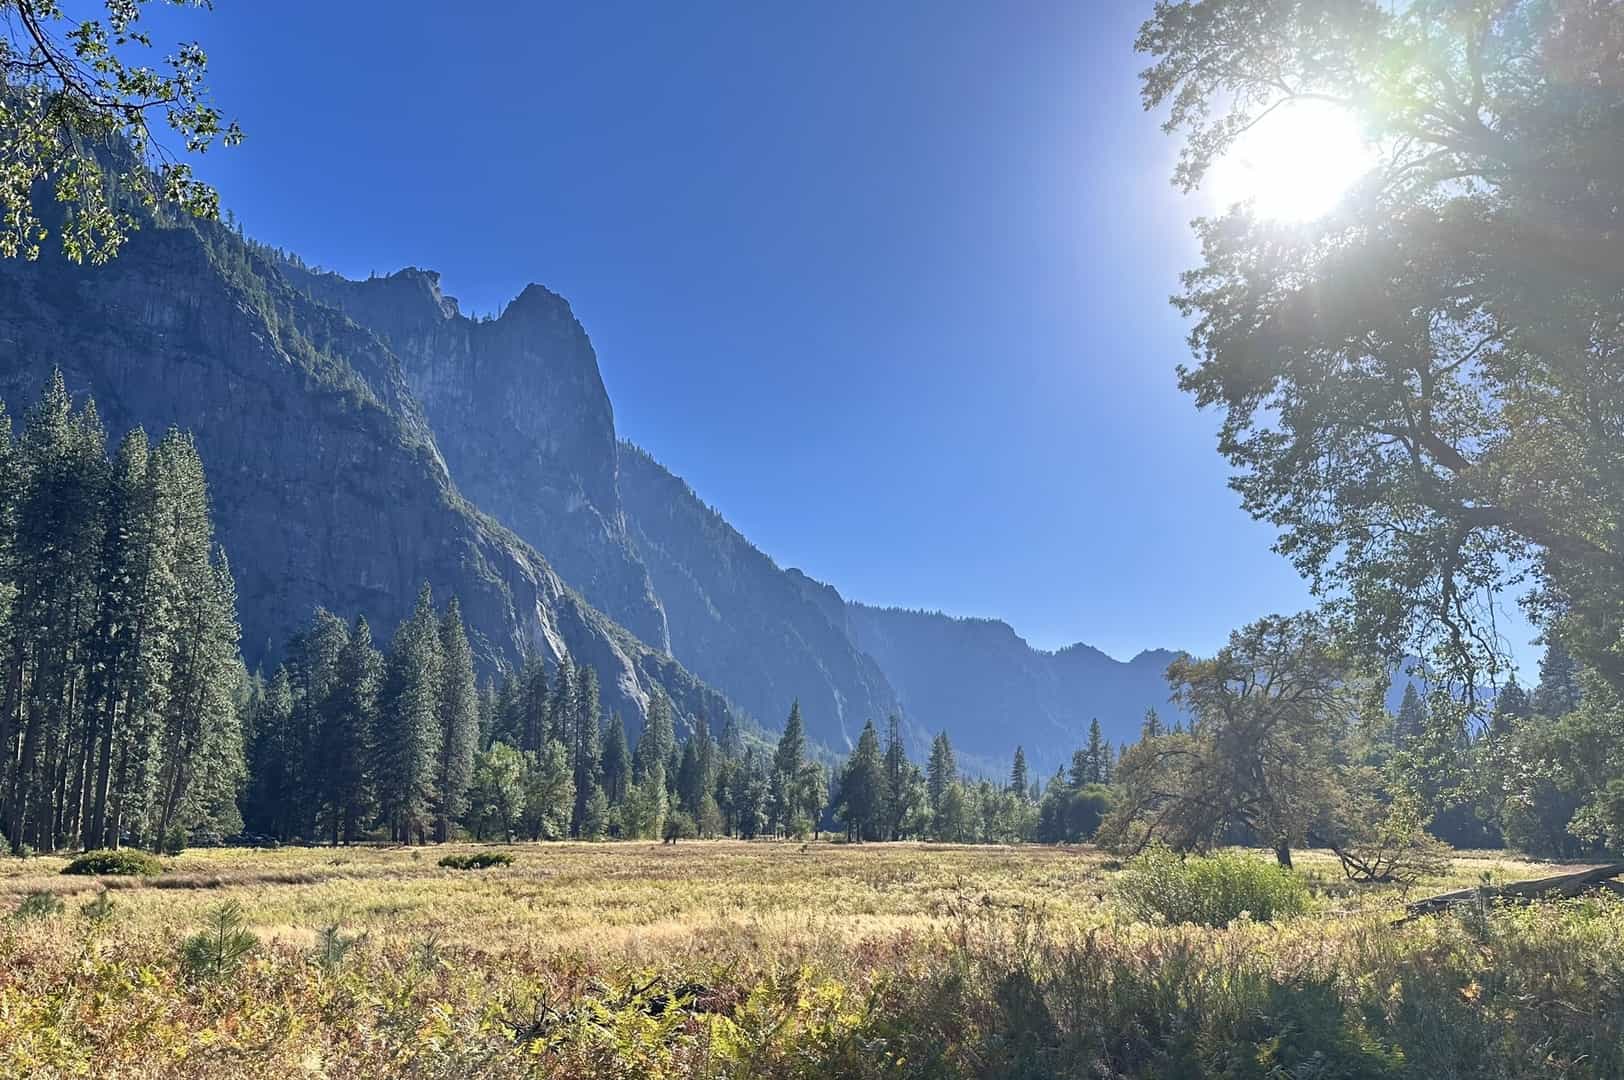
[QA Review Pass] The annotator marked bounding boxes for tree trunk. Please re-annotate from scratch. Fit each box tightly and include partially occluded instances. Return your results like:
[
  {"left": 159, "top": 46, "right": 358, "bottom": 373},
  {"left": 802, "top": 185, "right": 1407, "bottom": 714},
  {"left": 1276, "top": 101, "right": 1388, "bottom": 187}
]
[{"left": 1273, "top": 841, "right": 1293, "bottom": 869}]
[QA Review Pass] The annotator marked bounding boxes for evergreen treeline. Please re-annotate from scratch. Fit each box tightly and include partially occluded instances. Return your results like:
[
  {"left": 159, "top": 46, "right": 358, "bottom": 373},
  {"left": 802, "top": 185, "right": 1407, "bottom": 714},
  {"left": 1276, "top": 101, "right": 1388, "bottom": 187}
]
[
  {"left": 0, "top": 375, "right": 245, "bottom": 854},
  {"left": 9, "top": 379, "right": 1616, "bottom": 863}
]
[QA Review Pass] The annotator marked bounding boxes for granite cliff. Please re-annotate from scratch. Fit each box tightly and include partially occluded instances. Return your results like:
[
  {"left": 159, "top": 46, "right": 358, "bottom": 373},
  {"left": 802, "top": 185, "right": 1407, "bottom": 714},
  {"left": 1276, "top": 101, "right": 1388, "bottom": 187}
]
[{"left": 0, "top": 217, "right": 727, "bottom": 732}]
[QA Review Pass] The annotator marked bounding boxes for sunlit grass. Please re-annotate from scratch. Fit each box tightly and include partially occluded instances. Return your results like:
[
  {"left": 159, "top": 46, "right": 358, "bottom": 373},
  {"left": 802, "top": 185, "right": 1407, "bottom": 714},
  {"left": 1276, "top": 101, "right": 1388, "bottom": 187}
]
[{"left": 1, "top": 841, "right": 1615, "bottom": 1078}]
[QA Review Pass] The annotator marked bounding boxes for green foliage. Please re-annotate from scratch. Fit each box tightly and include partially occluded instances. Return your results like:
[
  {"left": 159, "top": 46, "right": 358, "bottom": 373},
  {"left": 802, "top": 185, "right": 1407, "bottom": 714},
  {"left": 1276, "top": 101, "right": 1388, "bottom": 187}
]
[
  {"left": 662, "top": 810, "right": 697, "bottom": 843},
  {"left": 1333, "top": 790, "right": 1454, "bottom": 886},
  {"left": 61, "top": 848, "right": 163, "bottom": 877},
  {"left": 437, "top": 850, "right": 514, "bottom": 870},
  {"left": 1101, "top": 614, "right": 1356, "bottom": 867},
  {"left": 1114, "top": 845, "right": 1310, "bottom": 927},
  {"left": 179, "top": 900, "right": 257, "bottom": 980},
  {"left": 13, "top": 890, "right": 64, "bottom": 920},
  {"left": 1139, "top": 0, "right": 1624, "bottom": 702},
  {"left": 0, "top": 0, "right": 242, "bottom": 264},
  {"left": 0, "top": 379, "right": 245, "bottom": 856}
]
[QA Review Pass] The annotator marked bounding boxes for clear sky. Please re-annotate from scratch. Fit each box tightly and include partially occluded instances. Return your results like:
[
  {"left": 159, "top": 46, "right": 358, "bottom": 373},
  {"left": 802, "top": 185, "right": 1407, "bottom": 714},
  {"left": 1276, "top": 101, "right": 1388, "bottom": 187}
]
[{"left": 144, "top": 0, "right": 1536, "bottom": 666}]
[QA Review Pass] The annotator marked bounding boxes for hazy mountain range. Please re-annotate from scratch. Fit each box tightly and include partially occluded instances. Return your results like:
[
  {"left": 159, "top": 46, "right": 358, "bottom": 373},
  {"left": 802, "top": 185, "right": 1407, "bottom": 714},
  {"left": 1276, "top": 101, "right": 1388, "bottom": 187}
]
[{"left": 0, "top": 211, "right": 1185, "bottom": 769}]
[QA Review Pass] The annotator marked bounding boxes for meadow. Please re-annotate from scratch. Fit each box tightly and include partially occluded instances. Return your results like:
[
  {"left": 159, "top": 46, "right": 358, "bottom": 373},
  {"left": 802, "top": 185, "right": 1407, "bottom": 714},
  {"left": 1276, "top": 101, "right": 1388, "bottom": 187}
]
[{"left": 3, "top": 841, "right": 1622, "bottom": 1078}]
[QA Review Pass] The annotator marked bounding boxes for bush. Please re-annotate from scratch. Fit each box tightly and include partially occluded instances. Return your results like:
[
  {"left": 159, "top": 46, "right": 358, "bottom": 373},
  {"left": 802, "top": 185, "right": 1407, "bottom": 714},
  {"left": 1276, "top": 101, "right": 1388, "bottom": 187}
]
[
  {"left": 437, "top": 850, "right": 514, "bottom": 870},
  {"left": 13, "top": 891, "right": 65, "bottom": 920},
  {"left": 180, "top": 900, "right": 257, "bottom": 979},
  {"left": 61, "top": 848, "right": 164, "bottom": 877},
  {"left": 1114, "top": 844, "right": 1309, "bottom": 927}
]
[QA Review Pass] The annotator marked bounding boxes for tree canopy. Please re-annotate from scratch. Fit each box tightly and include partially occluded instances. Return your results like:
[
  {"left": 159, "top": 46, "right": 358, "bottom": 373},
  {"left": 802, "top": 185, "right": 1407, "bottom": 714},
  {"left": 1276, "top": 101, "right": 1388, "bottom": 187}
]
[{"left": 1139, "top": 0, "right": 1624, "bottom": 700}]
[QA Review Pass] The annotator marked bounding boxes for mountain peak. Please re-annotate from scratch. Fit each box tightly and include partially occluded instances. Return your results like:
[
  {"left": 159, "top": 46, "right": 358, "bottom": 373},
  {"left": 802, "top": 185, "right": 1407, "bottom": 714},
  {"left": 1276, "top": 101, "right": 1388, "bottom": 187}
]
[
  {"left": 501, "top": 282, "right": 575, "bottom": 323},
  {"left": 378, "top": 266, "right": 461, "bottom": 319}
]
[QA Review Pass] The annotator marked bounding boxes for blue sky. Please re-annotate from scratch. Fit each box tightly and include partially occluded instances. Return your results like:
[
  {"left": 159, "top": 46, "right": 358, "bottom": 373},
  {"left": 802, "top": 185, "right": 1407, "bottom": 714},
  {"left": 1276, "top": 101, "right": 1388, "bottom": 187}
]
[{"left": 145, "top": 1, "right": 1536, "bottom": 667}]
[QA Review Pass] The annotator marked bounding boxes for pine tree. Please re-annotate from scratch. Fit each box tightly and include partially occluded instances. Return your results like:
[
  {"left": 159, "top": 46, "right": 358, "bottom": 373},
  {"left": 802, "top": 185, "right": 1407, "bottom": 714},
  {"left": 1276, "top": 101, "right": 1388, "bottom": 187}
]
[
  {"left": 773, "top": 701, "right": 807, "bottom": 779},
  {"left": 569, "top": 665, "right": 602, "bottom": 837},
  {"left": 1140, "top": 708, "right": 1164, "bottom": 740},
  {"left": 4, "top": 374, "right": 109, "bottom": 851},
  {"left": 770, "top": 702, "right": 808, "bottom": 835},
  {"left": 677, "top": 738, "right": 703, "bottom": 815},
  {"left": 1394, "top": 683, "right": 1426, "bottom": 744},
  {"left": 1534, "top": 637, "right": 1582, "bottom": 717},
  {"left": 882, "top": 715, "right": 912, "bottom": 839},
  {"left": 244, "top": 666, "right": 294, "bottom": 837},
  {"left": 318, "top": 616, "right": 379, "bottom": 843},
  {"left": 377, "top": 585, "right": 443, "bottom": 843},
  {"left": 634, "top": 692, "right": 675, "bottom": 784},
  {"left": 517, "top": 651, "right": 548, "bottom": 753},
  {"left": 82, "top": 429, "right": 171, "bottom": 849},
  {"left": 434, "top": 599, "right": 479, "bottom": 843},
  {"left": 836, "top": 720, "right": 885, "bottom": 841},
  {"left": 547, "top": 656, "right": 577, "bottom": 749},
  {"left": 287, "top": 610, "right": 349, "bottom": 838},
  {"left": 601, "top": 712, "right": 630, "bottom": 805},
  {"left": 1009, "top": 746, "right": 1029, "bottom": 799},
  {"left": 926, "top": 732, "right": 956, "bottom": 816},
  {"left": 148, "top": 433, "right": 243, "bottom": 849},
  {"left": 1490, "top": 677, "right": 1530, "bottom": 739},
  {"left": 1084, "top": 719, "right": 1108, "bottom": 784}
]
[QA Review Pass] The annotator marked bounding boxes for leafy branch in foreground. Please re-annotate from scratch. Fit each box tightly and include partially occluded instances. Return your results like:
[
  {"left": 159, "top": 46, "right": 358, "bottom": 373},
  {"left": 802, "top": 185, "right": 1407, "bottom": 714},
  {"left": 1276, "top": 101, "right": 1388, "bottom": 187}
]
[{"left": 0, "top": 0, "right": 241, "bottom": 263}]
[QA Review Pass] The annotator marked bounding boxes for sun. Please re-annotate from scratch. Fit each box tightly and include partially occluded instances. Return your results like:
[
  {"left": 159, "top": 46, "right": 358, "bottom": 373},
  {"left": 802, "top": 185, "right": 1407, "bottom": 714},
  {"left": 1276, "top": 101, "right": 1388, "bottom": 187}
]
[{"left": 1205, "top": 98, "right": 1377, "bottom": 222}]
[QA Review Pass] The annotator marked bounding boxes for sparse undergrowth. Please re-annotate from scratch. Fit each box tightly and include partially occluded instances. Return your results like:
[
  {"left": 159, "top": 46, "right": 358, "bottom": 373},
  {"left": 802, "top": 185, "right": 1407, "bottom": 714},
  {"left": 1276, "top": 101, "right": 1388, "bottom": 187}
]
[{"left": 0, "top": 841, "right": 1618, "bottom": 1078}]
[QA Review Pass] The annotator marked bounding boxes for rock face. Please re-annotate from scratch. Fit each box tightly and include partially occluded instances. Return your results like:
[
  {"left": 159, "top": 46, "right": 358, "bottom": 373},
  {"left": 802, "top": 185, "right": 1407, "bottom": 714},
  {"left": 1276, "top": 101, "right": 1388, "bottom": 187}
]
[
  {"left": 0, "top": 219, "right": 726, "bottom": 732},
  {"left": 280, "top": 265, "right": 670, "bottom": 652},
  {"left": 617, "top": 443, "right": 905, "bottom": 749},
  {"left": 0, "top": 210, "right": 1187, "bottom": 764},
  {"left": 843, "top": 603, "right": 1186, "bottom": 771}
]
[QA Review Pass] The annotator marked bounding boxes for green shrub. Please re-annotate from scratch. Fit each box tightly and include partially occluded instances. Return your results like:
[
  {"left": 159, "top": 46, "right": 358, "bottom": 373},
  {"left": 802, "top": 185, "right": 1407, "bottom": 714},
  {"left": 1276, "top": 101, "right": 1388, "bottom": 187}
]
[
  {"left": 61, "top": 848, "right": 164, "bottom": 877},
  {"left": 1114, "top": 844, "right": 1309, "bottom": 926},
  {"left": 13, "top": 891, "right": 65, "bottom": 920},
  {"left": 180, "top": 900, "right": 257, "bottom": 979},
  {"left": 437, "top": 850, "right": 514, "bottom": 870}
]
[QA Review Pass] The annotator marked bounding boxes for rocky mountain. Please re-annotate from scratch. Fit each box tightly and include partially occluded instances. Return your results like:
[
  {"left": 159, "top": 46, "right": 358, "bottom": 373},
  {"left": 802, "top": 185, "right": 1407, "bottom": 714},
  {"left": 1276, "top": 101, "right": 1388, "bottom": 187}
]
[
  {"left": 0, "top": 199, "right": 1190, "bottom": 764},
  {"left": 0, "top": 215, "right": 729, "bottom": 732},
  {"left": 277, "top": 265, "right": 670, "bottom": 652},
  {"left": 617, "top": 443, "right": 907, "bottom": 750},
  {"left": 843, "top": 603, "right": 1186, "bottom": 771}
]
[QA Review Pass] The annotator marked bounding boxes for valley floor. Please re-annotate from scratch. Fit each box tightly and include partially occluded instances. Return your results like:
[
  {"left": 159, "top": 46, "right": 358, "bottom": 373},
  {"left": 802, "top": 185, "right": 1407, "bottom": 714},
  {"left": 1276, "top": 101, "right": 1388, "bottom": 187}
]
[{"left": 2, "top": 841, "right": 1622, "bottom": 1078}]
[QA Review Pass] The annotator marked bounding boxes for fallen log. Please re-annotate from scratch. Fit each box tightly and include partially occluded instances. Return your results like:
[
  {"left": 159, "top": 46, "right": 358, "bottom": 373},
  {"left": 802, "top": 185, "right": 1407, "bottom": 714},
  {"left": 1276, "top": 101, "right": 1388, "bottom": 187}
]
[{"left": 1398, "top": 862, "right": 1624, "bottom": 923}]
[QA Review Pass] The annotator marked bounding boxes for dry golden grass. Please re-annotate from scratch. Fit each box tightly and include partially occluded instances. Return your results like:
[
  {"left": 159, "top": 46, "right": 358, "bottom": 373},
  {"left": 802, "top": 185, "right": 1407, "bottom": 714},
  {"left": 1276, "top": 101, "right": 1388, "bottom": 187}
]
[{"left": 0, "top": 841, "right": 1611, "bottom": 1079}]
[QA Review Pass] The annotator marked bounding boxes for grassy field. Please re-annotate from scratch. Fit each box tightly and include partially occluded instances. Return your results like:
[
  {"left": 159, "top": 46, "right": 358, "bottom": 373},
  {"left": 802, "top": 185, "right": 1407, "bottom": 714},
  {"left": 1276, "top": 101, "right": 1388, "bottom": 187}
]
[{"left": 2, "top": 841, "right": 1621, "bottom": 1078}]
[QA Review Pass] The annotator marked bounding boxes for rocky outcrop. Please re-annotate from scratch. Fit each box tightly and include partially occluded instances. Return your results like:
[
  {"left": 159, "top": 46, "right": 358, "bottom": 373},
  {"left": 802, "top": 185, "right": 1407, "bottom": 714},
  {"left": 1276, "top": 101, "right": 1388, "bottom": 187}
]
[
  {"left": 0, "top": 219, "right": 725, "bottom": 732},
  {"left": 618, "top": 443, "right": 905, "bottom": 748},
  {"left": 280, "top": 264, "right": 670, "bottom": 652}
]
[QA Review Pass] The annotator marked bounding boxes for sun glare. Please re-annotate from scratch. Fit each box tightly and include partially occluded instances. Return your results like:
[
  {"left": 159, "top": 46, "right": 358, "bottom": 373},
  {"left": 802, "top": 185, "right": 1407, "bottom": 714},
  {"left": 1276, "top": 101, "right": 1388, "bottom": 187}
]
[{"left": 1206, "top": 99, "right": 1377, "bottom": 222}]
